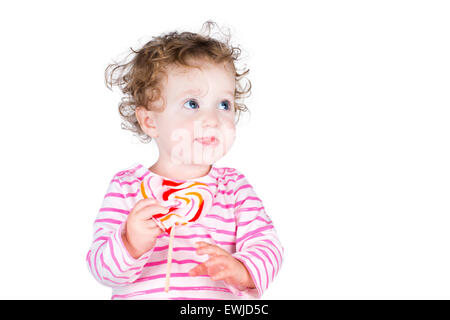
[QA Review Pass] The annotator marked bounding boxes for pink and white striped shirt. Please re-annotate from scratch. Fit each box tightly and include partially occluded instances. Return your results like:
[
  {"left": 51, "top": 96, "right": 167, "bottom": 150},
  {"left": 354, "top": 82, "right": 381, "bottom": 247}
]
[{"left": 86, "top": 163, "right": 283, "bottom": 299}]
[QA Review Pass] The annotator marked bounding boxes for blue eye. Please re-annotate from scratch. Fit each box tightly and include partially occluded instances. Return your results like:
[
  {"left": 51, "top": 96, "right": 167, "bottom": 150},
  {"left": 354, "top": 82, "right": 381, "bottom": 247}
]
[
  {"left": 183, "top": 99, "right": 199, "bottom": 110},
  {"left": 219, "top": 100, "right": 231, "bottom": 110}
]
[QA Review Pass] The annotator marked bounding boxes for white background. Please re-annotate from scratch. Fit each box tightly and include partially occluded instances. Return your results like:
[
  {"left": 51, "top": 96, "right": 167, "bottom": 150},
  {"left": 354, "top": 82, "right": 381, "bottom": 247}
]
[{"left": 0, "top": 0, "right": 449, "bottom": 299}]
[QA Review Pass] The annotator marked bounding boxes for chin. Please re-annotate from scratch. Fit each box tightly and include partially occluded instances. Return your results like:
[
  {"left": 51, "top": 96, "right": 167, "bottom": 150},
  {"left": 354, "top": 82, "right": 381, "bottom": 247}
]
[
  {"left": 191, "top": 152, "right": 225, "bottom": 165},
  {"left": 170, "top": 142, "right": 232, "bottom": 166},
  {"left": 170, "top": 152, "right": 223, "bottom": 166}
]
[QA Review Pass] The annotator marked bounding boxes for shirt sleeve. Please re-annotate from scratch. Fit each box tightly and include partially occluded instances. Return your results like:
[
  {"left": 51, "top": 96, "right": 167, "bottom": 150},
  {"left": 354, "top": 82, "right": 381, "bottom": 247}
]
[
  {"left": 230, "top": 172, "right": 284, "bottom": 298},
  {"left": 86, "top": 173, "right": 152, "bottom": 287}
]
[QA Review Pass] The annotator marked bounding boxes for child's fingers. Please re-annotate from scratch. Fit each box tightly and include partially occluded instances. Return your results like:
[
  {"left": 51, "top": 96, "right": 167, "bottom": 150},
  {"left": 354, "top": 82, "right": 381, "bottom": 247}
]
[
  {"left": 146, "top": 220, "right": 163, "bottom": 234},
  {"left": 190, "top": 256, "right": 233, "bottom": 281},
  {"left": 189, "top": 263, "right": 208, "bottom": 277},
  {"left": 211, "top": 268, "right": 233, "bottom": 281},
  {"left": 147, "top": 225, "right": 163, "bottom": 237},
  {"left": 137, "top": 205, "right": 170, "bottom": 220},
  {"left": 195, "top": 241, "right": 210, "bottom": 248},
  {"left": 131, "top": 198, "right": 159, "bottom": 214},
  {"left": 204, "top": 255, "right": 230, "bottom": 270},
  {"left": 145, "top": 218, "right": 159, "bottom": 229},
  {"left": 195, "top": 242, "right": 227, "bottom": 257}
]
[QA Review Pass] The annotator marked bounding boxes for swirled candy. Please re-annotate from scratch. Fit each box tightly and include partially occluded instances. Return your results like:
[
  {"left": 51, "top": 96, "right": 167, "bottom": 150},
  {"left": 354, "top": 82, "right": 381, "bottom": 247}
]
[{"left": 140, "top": 176, "right": 213, "bottom": 233}]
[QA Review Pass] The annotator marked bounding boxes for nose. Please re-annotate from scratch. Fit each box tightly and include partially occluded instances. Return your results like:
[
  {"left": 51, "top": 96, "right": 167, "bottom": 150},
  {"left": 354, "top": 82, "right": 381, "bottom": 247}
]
[{"left": 200, "top": 108, "right": 219, "bottom": 128}]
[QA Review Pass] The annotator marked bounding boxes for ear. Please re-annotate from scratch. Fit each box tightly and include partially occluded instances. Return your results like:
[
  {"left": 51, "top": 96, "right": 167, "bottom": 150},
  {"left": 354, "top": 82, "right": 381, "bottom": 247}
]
[{"left": 136, "top": 106, "right": 159, "bottom": 138}]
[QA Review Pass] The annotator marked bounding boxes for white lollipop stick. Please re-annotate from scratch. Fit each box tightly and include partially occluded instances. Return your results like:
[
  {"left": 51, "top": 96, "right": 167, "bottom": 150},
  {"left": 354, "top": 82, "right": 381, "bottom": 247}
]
[{"left": 164, "top": 224, "right": 176, "bottom": 292}]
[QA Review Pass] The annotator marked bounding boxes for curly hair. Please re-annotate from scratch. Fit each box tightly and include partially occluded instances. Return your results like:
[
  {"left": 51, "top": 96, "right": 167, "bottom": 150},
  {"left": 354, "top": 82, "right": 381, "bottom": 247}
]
[{"left": 105, "top": 21, "right": 251, "bottom": 143}]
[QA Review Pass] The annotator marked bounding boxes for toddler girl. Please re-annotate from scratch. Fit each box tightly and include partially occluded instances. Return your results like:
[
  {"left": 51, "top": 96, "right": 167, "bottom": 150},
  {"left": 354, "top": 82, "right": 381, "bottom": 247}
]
[{"left": 86, "top": 22, "right": 283, "bottom": 299}]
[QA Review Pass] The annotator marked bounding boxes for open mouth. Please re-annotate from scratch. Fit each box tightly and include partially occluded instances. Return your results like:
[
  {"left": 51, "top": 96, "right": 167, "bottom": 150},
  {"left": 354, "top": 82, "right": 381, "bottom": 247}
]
[{"left": 194, "top": 136, "right": 219, "bottom": 146}]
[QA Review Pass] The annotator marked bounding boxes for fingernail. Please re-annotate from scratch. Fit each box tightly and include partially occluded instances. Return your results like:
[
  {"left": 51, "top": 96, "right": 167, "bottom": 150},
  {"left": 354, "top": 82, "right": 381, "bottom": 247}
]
[{"left": 162, "top": 199, "right": 178, "bottom": 207}]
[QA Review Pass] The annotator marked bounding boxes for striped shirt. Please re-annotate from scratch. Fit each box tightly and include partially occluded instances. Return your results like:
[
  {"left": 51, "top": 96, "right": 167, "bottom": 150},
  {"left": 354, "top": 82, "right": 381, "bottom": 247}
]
[{"left": 86, "top": 163, "right": 283, "bottom": 299}]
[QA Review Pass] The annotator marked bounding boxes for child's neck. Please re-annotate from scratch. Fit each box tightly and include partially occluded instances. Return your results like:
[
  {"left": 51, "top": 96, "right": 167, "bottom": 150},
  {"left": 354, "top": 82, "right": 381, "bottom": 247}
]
[{"left": 149, "top": 159, "right": 212, "bottom": 181}]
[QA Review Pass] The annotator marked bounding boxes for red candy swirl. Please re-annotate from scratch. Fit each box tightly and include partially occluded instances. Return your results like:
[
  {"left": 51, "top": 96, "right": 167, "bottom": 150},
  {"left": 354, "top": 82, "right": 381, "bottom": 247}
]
[{"left": 140, "top": 176, "right": 213, "bottom": 233}]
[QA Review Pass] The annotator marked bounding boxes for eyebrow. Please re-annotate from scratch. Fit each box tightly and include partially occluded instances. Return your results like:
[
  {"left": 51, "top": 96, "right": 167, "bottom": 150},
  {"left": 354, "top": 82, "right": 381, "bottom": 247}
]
[
  {"left": 176, "top": 89, "right": 201, "bottom": 99},
  {"left": 223, "top": 90, "right": 235, "bottom": 98},
  {"left": 176, "top": 89, "right": 234, "bottom": 99}
]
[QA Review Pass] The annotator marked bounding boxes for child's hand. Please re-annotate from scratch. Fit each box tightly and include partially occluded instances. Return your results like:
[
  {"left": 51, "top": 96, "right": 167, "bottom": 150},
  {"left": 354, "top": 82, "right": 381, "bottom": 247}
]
[
  {"left": 122, "top": 198, "right": 168, "bottom": 259},
  {"left": 189, "top": 242, "right": 255, "bottom": 290}
]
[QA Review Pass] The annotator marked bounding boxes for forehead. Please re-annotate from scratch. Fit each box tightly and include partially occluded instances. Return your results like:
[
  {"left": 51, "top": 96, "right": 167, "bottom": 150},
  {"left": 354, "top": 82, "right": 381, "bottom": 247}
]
[{"left": 163, "top": 60, "right": 235, "bottom": 92}]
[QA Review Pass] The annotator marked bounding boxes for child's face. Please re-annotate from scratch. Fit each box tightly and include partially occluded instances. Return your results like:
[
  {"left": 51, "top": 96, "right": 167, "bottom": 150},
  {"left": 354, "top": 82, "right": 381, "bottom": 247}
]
[{"left": 139, "top": 59, "right": 236, "bottom": 167}]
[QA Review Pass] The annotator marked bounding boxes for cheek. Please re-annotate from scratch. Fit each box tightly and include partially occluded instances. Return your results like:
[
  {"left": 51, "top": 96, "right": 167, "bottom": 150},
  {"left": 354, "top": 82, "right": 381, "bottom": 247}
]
[
  {"left": 221, "top": 121, "right": 236, "bottom": 148},
  {"left": 159, "top": 119, "right": 192, "bottom": 141}
]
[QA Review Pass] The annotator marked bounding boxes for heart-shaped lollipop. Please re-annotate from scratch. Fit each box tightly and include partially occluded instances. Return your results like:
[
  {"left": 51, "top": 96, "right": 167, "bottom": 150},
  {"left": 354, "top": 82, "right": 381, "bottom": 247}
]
[{"left": 140, "top": 176, "right": 214, "bottom": 233}]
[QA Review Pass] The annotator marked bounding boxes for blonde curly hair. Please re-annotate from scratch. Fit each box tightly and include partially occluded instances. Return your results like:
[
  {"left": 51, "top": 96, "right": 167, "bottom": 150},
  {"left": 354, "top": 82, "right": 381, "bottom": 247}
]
[{"left": 105, "top": 21, "right": 251, "bottom": 143}]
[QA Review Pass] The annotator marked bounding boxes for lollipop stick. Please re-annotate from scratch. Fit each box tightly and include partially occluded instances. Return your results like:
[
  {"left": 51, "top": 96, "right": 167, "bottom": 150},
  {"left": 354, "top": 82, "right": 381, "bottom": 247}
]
[{"left": 164, "top": 225, "right": 176, "bottom": 292}]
